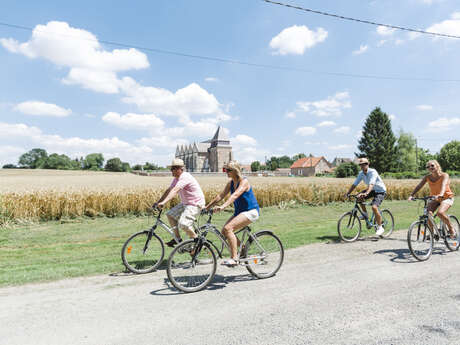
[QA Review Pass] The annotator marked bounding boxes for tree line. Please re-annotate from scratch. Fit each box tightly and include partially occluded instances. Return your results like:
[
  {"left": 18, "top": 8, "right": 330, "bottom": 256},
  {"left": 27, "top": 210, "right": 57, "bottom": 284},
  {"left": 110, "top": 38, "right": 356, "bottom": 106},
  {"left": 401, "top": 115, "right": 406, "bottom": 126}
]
[
  {"left": 251, "top": 107, "right": 460, "bottom": 177},
  {"left": 2, "top": 148, "right": 164, "bottom": 172}
]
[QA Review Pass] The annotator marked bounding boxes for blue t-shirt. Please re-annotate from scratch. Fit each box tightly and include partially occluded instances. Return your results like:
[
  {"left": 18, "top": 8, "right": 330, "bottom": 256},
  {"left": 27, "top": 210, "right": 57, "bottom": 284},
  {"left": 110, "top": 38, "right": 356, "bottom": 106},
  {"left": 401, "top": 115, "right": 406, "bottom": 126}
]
[
  {"left": 230, "top": 178, "right": 260, "bottom": 216},
  {"left": 353, "top": 168, "right": 386, "bottom": 193}
]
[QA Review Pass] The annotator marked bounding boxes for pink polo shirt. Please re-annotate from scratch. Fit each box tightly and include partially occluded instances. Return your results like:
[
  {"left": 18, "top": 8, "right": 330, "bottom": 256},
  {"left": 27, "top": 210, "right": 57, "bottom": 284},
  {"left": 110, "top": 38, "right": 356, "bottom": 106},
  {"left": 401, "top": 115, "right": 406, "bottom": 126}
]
[{"left": 170, "top": 172, "right": 205, "bottom": 207}]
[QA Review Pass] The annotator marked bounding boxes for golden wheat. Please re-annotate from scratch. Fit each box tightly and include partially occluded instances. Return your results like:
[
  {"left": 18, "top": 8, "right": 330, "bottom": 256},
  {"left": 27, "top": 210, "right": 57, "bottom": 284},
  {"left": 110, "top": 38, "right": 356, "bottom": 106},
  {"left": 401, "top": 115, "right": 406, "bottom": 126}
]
[{"left": 2, "top": 179, "right": 458, "bottom": 224}]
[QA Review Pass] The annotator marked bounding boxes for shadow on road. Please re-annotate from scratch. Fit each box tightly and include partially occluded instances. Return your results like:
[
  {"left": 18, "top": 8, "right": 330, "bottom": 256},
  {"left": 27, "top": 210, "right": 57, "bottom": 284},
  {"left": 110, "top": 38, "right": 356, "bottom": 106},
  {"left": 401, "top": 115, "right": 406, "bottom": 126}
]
[
  {"left": 149, "top": 274, "right": 256, "bottom": 296},
  {"left": 374, "top": 247, "right": 447, "bottom": 263}
]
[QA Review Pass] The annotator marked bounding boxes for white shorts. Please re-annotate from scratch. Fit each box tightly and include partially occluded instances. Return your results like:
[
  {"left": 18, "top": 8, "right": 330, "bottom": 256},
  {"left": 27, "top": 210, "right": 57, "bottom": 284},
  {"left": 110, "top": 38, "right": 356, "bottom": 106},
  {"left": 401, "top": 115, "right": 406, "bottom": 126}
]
[
  {"left": 167, "top": 203, "right": 201, "bottom": 229},
  {"left": 240, "top": 209, "right": 260, "bottom": 222},
  {"left": 441, "top": 198, "right": 454, "bottom": 207}
]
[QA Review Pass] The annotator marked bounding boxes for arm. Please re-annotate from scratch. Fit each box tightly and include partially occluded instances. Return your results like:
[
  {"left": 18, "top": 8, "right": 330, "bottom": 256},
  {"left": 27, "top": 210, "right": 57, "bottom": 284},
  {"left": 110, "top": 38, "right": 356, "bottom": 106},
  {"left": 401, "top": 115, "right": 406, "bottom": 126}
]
[
  {"left": 345, "top": 184, "right": 357, "bottom": 196},
  {"left": 158, "top": 186, "right": 181, "bottom": 207},
  {"left": 205, "top": 182, "right": 231, "bottom": 209},
  {"left": 408, "top": 176, "right": 427, "bottom": 200},
  {"left": 155, "top": 187, "right": 172, "bottom": 205},
  {"left": 345, "top": 173, "right": 362, "bottom": 197},
  {"left": 214, "top": 179, "right": 249, "bottom": 212}
]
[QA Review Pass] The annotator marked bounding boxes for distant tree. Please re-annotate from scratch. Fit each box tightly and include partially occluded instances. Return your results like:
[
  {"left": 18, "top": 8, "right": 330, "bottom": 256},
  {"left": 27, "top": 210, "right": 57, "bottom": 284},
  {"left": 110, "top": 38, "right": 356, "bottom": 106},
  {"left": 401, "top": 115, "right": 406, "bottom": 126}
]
[
  {"left": 18, "top": 148, "right": 48, "bottom": 169},
  {"left": 438, "top": 140, "right": 460, "bottom": 171},
  {"left": 83, "top": 153, "right": 104, "bottom": 170},
  {"left": 395, "top": 130, "right": 417, "bottom": 172},
  {"left": 291, "top": 153, "right": 306, "bottom": 162},
  {"left": 2, "top": 164, "right": 17, "bottom": 169},
  {"left": 416, "top": 148, "right": 437, "bottom": 173},
  {"left": 251, "top": 161, "right": 261, "bottom": 172},
  {"left": 356, "top": 107, "right": 397, "bottom": 173},
  {"left": 266, "top": 155, "right": 293, "bottom": 170},
  {"left": 335, "top": 162, "right": 359, "bottom": 178},
  {"left": 43, "top": 153, "right": 73, "bottom": 170},
  {"left": 121, "top": 162, "right": 131, "bottom": 172},
  {"left": 132, "top": 164, "right": 143, "bottom": 171},
  {"left": 144, "top": 162, "right": 160, "bottom": 171},
  {"left": 105, "top": 158, "right": 123, "bottom": 172}
]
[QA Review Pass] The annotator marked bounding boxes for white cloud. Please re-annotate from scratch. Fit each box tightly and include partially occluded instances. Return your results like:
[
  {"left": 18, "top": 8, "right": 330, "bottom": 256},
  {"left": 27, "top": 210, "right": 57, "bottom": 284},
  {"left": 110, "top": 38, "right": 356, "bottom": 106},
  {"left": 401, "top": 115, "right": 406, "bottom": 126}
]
[
  {"left": 333, "top": 126, "right": 351, "bottom": 134},
  {"left": 409, "top": 12, "right": 460, "bottom": 40},
  {"left": 0, "top": 21, "right": 149, "bottom": 94},
  {"left": 120, "top": 77, "right": 227, "bottom": 120},
  {"left": 0, "top": 145, "right": 26, "bottom": 165},
  {"left": 205, "top": 77, "right": 219, "bottom": 82},
  {"left": 14, "top": 101, "right": 71, "bottom": 117},
  {"left": 352, "top": 45, "right": 368, "bottom": 55},
  {"left": 329, "top": 144, "right": 353, "bottom": 150},
  {"left": 376, "top": 26, "right": 396, "bottom": 36},
  {"left": 269, "top": 25, "right": 328, "bottom": 55},
  {"left": 296, "top": 91, "right": 351, "bottom": 117},
  {"left": 102, "top": 112, "right": 165, "bottom": 132},
  {"left": 317, "top": 121, "right": 336, "bottom": 127},
  {"left": 377, "top": 39, "right": 387, "bottom": 47},
  {"left": 388, "top": 114, "right": 396, "bottom": 120},
  {"left": 355, "top": 130, "right": 363, "bottom": 140},
  {"left": 416, "top": 104, "right": 433, "bottom": 111},
  {"left": 231, "top": 134, "right": 257, "bottom": 146},
  {"left": 304, "top": 141, "right": 327, "bottom": 145},
  {"left": 295, "top": 126, "right": 317, "bottom": 136},
  {"left": 426, "top": 117, "right": 460, "bottom": 132},
  {"left": 285, "top": 111, "right": 296, "bottom": 119}
]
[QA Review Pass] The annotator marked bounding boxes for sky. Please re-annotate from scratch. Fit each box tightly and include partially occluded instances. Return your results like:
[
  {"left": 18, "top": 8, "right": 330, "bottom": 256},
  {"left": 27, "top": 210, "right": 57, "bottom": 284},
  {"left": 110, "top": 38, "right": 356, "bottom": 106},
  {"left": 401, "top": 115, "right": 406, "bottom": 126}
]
[{"left": 1, "top": 0, "right": 460, "bottom": 167}]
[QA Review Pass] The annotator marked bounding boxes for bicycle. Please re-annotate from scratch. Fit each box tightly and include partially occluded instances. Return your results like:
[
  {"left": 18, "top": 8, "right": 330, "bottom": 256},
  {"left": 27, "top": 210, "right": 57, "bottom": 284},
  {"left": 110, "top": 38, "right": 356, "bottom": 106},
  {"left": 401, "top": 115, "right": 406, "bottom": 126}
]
[
  {"left": 337, "top": 195, "right": 394, "bottom": 242},
  {"left": 166, "top": 210, "right": 284, "bottom": 293},
  {"left": 121, "top": 206, "right": 200, "bottom": 274},
  {"left": 407, "top": 196, "right": 460, "bottom": 261}
]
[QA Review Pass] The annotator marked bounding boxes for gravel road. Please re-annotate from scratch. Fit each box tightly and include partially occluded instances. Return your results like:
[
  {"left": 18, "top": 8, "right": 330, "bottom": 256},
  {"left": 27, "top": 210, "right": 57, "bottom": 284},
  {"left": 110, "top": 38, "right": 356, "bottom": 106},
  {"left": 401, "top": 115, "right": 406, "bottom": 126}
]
[{"left": 1, "top": 230, "right": 459, "bottom": 345}]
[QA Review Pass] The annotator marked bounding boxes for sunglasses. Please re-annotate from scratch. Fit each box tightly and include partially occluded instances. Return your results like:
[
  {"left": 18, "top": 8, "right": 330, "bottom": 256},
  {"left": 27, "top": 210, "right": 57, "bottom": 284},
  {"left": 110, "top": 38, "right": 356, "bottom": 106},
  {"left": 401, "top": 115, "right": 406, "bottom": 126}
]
[
  {"left": 170, "top": 166, "right": 181, "bottom": 171},
  {"left": 426, "top": 164, "right": 435, "bottom": 169},
  {"left": 223, "top": 168, "right": 233, "bottom": 172},
  {"left": 359, "top": 163, "right": 368, "bottom": 166}
]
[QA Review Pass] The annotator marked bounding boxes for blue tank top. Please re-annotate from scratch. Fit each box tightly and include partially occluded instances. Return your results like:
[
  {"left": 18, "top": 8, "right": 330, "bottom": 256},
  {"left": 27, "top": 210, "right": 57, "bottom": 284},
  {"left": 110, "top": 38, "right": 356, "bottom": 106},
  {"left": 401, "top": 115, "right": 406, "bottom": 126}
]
[{"left": 230, "top": 178, "right": 260, "bottom": 216}]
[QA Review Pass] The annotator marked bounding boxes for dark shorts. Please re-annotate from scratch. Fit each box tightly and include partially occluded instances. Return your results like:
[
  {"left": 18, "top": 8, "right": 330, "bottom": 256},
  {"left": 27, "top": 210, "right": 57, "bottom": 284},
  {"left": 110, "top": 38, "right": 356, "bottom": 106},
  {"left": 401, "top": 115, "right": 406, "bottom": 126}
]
[{"left": 361, "top": 190, "right": 386, "bottom": 207}]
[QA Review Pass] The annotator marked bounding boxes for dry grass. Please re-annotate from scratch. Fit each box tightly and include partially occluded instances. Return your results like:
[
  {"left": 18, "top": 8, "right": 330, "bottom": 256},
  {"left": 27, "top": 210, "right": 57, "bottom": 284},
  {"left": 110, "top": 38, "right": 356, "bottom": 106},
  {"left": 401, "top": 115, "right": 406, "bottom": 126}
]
[{"left": 1, "top": 169, "right": 458, "bottom": 225}]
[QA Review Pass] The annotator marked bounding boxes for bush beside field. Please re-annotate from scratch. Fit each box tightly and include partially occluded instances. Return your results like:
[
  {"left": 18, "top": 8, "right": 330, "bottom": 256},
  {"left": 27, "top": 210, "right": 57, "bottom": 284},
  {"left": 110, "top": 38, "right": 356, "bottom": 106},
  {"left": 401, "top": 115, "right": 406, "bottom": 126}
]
[{"left": 2, "top": 180, "right": 459, "bottom": 225}]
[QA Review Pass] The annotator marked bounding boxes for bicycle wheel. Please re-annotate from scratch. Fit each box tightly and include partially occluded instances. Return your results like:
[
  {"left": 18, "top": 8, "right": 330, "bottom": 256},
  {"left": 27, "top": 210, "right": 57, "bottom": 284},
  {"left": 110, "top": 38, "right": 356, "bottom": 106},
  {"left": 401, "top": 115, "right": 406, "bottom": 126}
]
[
  {"left": 167, "top": 239, "right": 217, "bottom": 293},
  {"left": 121, "top": 231, "right": 164, "bottom": 274},
  {"left": 244, "top": 231, "right": 284, "bottom": 279},
  {"left": 380, "top": 209, "right": 395, "bottom": 238},
  {"left": 337, "top": 212, "right": 361, "bottom": 242},
  {"left": 407, "top": 221, "right": 433, "bottom": 261},
  {"left": 444, "top": 215, "right": 460, "bottom": 251}
]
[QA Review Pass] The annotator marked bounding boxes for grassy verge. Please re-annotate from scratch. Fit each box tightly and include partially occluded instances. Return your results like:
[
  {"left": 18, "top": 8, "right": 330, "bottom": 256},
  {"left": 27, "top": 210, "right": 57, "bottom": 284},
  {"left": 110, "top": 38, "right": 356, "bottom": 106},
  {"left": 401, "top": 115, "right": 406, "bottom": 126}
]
[{"left": 1, "top": 200, "right": 459, "bottom": 287}]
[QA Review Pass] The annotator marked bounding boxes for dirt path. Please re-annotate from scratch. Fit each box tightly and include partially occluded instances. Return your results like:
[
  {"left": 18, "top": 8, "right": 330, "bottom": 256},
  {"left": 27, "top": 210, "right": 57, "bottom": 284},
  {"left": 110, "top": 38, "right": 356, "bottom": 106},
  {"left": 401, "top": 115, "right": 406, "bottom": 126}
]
[{"left": 1, "top": 230, "right": 459, "bottom": 345}]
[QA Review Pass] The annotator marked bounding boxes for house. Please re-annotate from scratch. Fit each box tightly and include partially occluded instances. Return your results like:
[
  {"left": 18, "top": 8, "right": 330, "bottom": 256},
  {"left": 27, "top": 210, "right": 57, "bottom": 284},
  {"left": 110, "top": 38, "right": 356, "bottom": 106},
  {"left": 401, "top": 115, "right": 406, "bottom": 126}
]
[
  {"left": 332, "top": 157, "right": 352, "bottom": 167},
  {"left": 290, "top": 156, "right": 332, "bottom": 176},
  {"left": 275, "top": 168, "right": 291, "bottom": 176}
]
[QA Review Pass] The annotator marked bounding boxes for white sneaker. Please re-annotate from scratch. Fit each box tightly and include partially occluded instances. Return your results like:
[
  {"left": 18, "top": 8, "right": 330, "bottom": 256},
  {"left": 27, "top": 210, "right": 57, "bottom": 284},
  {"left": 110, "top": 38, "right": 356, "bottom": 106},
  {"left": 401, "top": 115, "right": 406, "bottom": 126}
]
[{"left": 376, "top": 226, "right": 385, "bottom": 236}]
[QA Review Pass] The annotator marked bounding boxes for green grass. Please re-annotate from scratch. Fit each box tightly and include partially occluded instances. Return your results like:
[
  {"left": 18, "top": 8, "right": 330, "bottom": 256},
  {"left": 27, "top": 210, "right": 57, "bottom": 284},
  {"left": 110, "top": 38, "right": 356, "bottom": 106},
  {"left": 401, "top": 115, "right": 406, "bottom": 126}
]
[{"left": 1, "top": 200, "right": 459, "bottom": 287}]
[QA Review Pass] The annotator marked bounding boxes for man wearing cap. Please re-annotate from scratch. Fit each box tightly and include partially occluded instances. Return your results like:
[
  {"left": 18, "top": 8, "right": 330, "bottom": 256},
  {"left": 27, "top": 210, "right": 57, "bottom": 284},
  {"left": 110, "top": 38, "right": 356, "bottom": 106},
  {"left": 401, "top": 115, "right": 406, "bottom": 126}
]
[
  {"left": 155, "top": 158, "right": 205, "bottom": 247},
  {"left": 345, "top": 158, "right": 387, "bottom": 236}
]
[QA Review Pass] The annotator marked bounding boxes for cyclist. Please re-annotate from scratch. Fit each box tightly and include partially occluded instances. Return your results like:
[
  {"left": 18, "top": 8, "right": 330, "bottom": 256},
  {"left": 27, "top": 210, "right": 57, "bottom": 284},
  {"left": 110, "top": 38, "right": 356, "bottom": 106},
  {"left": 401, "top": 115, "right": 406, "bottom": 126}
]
[
  {"left": 155, "top": 158, "right": 205, "bottom": 247},
  {"left": 205, "top": 160, "right": 260, "bottom": 267},
  {"left": 345, "top": 157, "right": 386, "bottom": 236},
  {"left": 408, "top": 159, "right": 456, "bottom": 239}
]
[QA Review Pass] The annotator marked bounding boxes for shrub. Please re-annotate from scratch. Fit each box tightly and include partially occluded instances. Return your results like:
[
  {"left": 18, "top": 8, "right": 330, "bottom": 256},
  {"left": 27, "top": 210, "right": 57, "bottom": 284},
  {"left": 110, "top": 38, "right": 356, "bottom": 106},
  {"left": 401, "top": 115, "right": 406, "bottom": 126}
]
[{"left": 335, "top": 162, "right": 359, "bottom": 178}]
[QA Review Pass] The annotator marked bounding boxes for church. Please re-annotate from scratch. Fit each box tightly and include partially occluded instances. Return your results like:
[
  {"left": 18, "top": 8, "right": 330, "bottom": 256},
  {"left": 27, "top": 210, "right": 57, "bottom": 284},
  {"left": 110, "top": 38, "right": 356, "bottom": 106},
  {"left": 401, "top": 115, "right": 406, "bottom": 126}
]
[{"left": 175, "top": 126, "right": 233, "bottom": 172}]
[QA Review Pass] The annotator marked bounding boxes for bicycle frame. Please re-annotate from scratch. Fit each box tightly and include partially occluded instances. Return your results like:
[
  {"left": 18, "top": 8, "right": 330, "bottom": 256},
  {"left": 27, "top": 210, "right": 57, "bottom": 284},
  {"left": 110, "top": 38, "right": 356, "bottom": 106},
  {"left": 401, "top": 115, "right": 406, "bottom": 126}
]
[
  {"left": 348, "top": 196, "right": 382, "bottom": 229},
  {"left": 148, "top": 208, "right": 200, "bottom": 244},
  {"left": 415, "top": 198, "right": 446, "bottom": 239},
  {"left": 198, "top": 212, "right": 268, "bottom": 263}
]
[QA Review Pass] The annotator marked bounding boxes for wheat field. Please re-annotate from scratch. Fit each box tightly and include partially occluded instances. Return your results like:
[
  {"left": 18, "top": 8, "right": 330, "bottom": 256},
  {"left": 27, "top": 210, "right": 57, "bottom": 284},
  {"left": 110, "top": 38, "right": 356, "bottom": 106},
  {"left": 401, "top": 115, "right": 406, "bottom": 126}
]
[{"left": 1, "top": 169, "right": 458, "bottom": 225}]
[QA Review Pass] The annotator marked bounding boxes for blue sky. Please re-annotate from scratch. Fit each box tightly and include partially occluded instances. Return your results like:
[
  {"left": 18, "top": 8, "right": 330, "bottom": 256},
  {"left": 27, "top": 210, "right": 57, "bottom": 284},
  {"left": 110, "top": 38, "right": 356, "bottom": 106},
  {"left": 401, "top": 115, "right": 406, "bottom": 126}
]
[{"left": 1, "top": 0, "right": 460, "bottom": 167}]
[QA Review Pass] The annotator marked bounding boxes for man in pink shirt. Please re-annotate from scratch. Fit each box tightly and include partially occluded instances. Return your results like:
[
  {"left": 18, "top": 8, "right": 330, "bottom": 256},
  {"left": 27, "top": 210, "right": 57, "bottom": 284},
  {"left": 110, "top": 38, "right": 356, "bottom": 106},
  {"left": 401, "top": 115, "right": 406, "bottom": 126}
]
[{"left": 156, "top": 158, "right": 205, "bottom": 247}]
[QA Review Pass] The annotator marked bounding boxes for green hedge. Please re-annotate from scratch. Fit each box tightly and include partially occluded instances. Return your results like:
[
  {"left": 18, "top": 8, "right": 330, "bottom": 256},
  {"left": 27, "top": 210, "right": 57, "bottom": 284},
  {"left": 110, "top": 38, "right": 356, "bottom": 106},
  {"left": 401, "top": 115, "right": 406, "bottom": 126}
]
[{"left": 382, "top": 171, "right": 460, "bottom": 179}]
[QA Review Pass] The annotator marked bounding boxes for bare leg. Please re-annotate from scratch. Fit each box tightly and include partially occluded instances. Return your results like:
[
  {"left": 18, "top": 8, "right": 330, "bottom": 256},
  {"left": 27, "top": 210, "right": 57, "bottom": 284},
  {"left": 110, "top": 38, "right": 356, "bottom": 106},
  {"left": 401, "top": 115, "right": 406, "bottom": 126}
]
[
  {"left": 360, "top": 204, "right": 367, "bottom": 216},
  {"left": 222, "top": 213, "right": 252, "bottom": 260},
  {"left": 437, "top": 202, "right": 454, "bottom": 236},
  {"left": 372, "top": 204, "right": 382, "bottom": 225},
  {"left": 167, "top": 214, "right": 181, "bottom": 239}
]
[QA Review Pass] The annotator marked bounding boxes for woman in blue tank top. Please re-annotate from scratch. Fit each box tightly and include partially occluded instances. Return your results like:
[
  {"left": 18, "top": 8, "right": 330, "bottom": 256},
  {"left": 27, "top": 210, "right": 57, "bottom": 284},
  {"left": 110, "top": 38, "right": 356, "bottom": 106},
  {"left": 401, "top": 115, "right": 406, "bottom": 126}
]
[{"left": 205, "top": 161, "right": 260, "bottom": 266}]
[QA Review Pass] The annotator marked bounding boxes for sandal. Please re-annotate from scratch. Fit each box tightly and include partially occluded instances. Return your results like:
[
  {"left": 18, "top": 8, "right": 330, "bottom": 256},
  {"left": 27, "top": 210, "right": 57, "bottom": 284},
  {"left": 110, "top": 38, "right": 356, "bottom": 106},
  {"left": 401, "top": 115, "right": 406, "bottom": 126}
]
[
  {"left": 221, "top": 258, "right": 238, "bottom": 267},
  {"left": 166, "top": 238, "right": 182, "bottom": 248}
]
